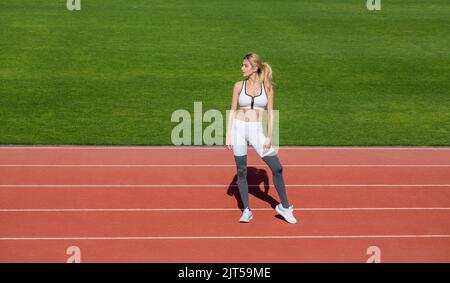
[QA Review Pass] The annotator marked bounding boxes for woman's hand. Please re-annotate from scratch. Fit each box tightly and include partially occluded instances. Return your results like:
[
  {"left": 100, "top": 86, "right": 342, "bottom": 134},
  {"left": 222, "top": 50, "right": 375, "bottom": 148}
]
[
  {"left": 263, "top": 136, "right": 272, "bottom": 154},
  {"left": 225, "top": 135, "right": 233, "bottom": 151}
]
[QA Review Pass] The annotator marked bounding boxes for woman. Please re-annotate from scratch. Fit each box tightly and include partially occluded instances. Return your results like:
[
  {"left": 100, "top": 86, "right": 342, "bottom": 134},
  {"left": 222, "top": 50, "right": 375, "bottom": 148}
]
[{"left": 226, "top": 53, "right": 297, "bottom": 224}]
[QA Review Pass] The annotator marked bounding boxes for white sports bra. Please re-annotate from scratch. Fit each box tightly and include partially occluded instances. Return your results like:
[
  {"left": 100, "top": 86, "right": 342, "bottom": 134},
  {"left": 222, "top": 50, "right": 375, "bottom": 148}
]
[{"left": 238, "top": 79, "right": 268, "bottom": 111}]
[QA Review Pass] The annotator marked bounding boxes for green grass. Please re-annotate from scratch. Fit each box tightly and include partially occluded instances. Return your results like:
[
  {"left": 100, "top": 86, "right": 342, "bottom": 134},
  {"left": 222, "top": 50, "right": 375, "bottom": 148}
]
[{"left": 0, "top": 0, "right": 449, "bottom": 145}]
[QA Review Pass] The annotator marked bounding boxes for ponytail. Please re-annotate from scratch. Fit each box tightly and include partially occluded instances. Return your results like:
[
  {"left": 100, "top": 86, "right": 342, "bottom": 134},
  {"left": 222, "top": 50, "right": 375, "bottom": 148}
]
[{"left": 259, "top": 62, "right": 274, "bottom": 91}]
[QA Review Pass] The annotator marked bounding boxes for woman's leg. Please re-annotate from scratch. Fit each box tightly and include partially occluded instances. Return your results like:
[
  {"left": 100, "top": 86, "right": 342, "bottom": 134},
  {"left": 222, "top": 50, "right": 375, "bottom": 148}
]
[
  {"left": 261, "top": 154, "right": 290, "bottom": 209},
  {"left": 231, "top": 119, "right": 249, "bottom": 209},
  {"left": 247, "top": 122, "right": 289, "bottom": 208},
  {"left": 263, "top": 153, "right": 297, "bottom": 224},
  {"left": 234, "top": 154, "right": 249, "bottom": 209}
]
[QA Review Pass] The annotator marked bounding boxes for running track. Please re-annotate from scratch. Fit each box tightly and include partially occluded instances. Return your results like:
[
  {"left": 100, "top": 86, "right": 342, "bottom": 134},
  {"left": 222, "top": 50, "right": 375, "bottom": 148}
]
[{"left": 0, "top": 146, "right": 449, "bottom": 263}]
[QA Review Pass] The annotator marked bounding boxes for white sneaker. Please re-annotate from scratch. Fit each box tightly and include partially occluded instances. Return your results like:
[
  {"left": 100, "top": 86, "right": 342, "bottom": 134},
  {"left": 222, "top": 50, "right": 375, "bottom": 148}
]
[
  {"left": 275, "top": 204, "right": 297, "bottom": 224},
  {"left": 239, "top": 208, "right": 253, "bottom": 223}
]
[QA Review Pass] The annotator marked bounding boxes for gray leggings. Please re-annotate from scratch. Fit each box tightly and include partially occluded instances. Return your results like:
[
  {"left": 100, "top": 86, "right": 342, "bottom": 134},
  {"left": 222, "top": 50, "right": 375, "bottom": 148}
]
[{"left": 233, "top": 154, "right": 290, "bottom": 209}]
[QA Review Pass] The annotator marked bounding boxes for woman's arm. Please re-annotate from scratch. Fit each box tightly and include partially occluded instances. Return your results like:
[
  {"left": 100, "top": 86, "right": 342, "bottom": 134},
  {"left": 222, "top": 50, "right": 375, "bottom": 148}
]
[
  {"left": 265, "top": 81, "right": 274, "bottom": 140},
  {"left": 226, "top": 82, "right": 241, "bottom": 149},
  {"left": 262, "top": 82, "right": 274, "bottom": 154}
]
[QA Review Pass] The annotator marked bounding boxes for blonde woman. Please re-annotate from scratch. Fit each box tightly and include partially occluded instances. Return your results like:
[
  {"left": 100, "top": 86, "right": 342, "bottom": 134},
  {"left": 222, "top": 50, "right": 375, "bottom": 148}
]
[{"left": 226, "top": 53, "right": 297, "bottom": 224}]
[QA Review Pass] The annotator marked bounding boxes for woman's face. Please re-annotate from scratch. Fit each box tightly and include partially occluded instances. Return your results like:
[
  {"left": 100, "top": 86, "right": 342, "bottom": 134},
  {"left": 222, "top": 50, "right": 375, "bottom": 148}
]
[{"left": 241, "top": 59, "right": 257, "bottom": 77}]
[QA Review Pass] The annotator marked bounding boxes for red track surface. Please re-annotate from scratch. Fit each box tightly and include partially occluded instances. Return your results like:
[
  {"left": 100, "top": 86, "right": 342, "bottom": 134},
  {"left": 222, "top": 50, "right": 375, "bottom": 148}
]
[{"left": 0, "top": 146, "right": 449, "bottom": 263}]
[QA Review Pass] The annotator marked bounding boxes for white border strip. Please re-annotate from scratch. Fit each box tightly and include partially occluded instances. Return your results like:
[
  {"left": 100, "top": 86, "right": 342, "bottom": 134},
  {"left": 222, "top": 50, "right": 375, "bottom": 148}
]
[
  {"left": 1, "top": 184, "right": 449, "bottom": 188},
  {"left": 1, "top": 234, "right": 449, "bottom": 241},
  {"left": 1, "top": 207, "right": 449, "bottom": 212}
]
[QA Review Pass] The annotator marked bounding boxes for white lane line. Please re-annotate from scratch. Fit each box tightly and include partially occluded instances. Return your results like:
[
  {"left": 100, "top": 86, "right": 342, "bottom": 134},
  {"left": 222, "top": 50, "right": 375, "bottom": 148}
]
[
  {"left": 1, "top": 184, "right": 449, "bottom": 188},
  {"left": 1, "top": 235, "right": 449, "bottom": 241},
  {"left": 1, "top": 164, "right": 449, "bottom": 167},
  {"left": 0, "top": 146, "right": 449, "bottom": 150},
  {"left": 0, "top": 207, "right": 449, "bottom": 212}
]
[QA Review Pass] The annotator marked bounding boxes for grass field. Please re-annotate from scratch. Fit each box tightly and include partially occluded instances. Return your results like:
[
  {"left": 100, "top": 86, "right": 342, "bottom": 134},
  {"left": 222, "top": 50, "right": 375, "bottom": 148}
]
[{"left": 0, "top": 0, "right": 449, "bottom": 145}]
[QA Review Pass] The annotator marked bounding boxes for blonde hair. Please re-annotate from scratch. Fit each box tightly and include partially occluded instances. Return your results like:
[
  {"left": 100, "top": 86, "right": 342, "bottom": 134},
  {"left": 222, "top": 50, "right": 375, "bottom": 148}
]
[{"left": 243, "top": 53, "right": 274, "bottom": 90}]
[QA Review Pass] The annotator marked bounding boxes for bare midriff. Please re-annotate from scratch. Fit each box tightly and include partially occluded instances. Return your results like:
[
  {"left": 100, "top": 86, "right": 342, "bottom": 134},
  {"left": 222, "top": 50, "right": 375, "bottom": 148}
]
[{"left": 234, "top": 108, "right": 264, "bottom": 122}]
